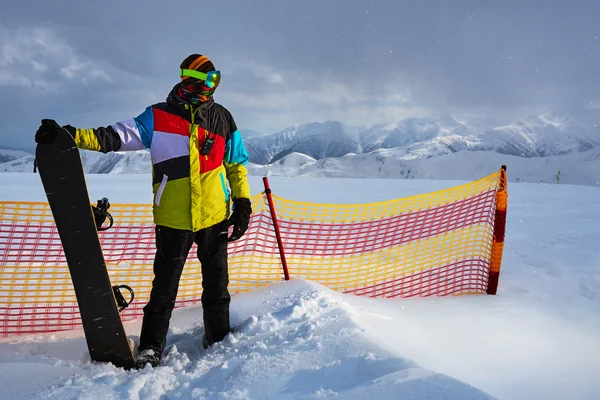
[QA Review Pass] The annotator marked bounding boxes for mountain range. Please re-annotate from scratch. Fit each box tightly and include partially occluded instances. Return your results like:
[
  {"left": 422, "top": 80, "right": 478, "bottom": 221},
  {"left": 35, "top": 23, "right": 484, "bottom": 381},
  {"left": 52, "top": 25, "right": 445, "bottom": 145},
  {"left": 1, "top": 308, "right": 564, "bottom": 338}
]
[
  {"left": 1, "top": 109, "right": 599, "bottom": 186},
  {"left": 245, "top": 110, "right": 600, "bottom": 164}
]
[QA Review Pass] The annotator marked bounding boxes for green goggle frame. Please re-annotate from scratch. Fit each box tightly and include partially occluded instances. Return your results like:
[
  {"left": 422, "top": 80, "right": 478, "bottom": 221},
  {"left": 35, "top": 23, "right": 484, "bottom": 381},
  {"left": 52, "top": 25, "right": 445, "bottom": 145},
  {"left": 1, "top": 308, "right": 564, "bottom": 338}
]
[{"left": 180, "top": 69, "right": 221, "bottom": 88}]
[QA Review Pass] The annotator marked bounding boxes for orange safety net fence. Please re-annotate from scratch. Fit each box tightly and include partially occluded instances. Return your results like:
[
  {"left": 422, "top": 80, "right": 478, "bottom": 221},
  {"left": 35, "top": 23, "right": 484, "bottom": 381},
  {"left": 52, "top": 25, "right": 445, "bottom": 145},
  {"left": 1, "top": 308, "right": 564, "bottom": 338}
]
[
  {"left": 0, "top": 168, "right": 507, "bottom": 337},
  {"left": 0, "top": 194, "right": 280, "bottom": 337},
  {"left": 271, "top": 168, "right": 506, "bottom": 298}
]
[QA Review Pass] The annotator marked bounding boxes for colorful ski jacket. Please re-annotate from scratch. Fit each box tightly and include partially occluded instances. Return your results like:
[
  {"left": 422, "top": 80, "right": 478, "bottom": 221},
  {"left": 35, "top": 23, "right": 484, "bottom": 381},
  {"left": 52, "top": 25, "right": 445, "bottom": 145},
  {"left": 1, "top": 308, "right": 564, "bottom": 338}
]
[{"left": 67, "top": 88, "right": 250, "bottom": 232}]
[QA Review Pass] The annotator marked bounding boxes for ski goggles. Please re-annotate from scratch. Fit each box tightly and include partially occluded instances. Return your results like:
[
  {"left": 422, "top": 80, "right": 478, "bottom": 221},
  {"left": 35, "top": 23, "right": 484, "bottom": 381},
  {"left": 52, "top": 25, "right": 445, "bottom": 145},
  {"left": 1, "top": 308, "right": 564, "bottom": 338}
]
[{"left": 180, "top": 69, "right": 221, "bottom": 89}]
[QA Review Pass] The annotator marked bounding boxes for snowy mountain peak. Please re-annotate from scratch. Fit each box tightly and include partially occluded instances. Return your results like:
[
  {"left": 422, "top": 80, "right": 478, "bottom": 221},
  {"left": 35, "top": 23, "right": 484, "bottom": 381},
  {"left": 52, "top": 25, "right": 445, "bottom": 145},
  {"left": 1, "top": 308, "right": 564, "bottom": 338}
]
[
  {"left": 479, "top": 109, "right": 600, "bottom": 157},
  {"left": 0, "top": 149, "right": 31, "bottom": 164},
  {"left": 246, "top": 120, "right": 362, "bottom": 165},
  {"left": 439, "top": 113, "right": 468, "bottom": 128}
]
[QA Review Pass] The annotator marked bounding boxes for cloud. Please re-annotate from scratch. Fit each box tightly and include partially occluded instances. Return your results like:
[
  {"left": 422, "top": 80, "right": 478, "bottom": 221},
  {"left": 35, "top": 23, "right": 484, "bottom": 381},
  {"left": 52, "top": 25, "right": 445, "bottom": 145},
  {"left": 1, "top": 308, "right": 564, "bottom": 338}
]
[
  {"left": 217, "top": 70, "right": 420, "bottom": 133},
  {"left": 222, "top": 59, "right": 287, "bottom": 85},
  {"left": 0, "top": 25, "right": 114, "bottom": 91},
  {"left": 221, "top": 76, "right": 411, "bottom": 110}
]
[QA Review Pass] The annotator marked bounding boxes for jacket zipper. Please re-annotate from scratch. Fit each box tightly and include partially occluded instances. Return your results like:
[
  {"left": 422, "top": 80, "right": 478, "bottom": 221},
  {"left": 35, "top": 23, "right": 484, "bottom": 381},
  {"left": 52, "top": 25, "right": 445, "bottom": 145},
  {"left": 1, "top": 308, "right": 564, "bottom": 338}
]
[{"left": 187, "top": 103, "right": 200, "bottom": 229}]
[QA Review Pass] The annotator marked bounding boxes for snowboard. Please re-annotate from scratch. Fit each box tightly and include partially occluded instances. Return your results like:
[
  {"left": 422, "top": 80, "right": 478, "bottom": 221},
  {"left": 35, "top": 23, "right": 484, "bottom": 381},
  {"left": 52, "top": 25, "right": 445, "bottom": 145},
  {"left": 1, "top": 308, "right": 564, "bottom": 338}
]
[{"left": 36, "top": 129, "right": 135, "bottom": 370}]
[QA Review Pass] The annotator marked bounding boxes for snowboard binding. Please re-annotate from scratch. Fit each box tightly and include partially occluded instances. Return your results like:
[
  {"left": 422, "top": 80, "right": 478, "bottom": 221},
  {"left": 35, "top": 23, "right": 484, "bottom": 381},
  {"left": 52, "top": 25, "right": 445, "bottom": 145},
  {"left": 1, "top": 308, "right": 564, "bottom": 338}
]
[
  {"left": 113, "top": 285, "right": 135, "bottom": 312},
  {"left": 92, "top": 197, "right": 114, "bottom": 231}
]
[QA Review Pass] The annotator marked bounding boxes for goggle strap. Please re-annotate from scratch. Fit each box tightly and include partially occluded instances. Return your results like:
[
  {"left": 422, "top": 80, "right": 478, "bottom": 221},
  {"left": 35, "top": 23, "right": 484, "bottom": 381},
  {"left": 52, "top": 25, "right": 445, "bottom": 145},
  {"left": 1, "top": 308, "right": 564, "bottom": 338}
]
[{"left": 180, "top": 69, "right": 208, "bottom": 81}]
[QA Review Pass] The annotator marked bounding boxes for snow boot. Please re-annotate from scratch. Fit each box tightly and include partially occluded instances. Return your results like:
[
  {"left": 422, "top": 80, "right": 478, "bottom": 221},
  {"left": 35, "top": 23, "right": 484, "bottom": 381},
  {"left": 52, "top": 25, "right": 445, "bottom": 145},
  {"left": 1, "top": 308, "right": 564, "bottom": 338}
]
[
  {"left": 202, "top": 327, "right": 235, "bottom": 350},
  {"left": 134, "top": 347, "right": 161, "bottom": 369}
]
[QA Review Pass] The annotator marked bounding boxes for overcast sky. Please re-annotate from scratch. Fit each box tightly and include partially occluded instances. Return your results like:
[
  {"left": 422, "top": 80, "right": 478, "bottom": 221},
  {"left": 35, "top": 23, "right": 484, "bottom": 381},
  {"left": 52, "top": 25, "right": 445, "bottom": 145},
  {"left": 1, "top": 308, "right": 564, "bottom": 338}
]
[{"left": 1, "top": 0, "right": 599, "bottom": 149}]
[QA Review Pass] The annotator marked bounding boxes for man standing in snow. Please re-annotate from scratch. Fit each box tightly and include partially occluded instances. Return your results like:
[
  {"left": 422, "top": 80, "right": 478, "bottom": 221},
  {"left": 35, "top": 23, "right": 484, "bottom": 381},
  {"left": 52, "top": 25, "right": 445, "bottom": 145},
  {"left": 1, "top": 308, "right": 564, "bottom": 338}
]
[{"left": 34, "top": 54, "right": 252, "bottom": 369}]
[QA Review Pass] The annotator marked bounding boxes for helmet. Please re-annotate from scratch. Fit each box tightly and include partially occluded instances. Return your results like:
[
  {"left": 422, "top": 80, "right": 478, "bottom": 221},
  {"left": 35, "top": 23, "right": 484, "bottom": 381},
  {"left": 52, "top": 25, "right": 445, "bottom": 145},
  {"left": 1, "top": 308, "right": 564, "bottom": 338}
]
[{"left": 178, "top": 54, "right": 220, "bottom": 103}]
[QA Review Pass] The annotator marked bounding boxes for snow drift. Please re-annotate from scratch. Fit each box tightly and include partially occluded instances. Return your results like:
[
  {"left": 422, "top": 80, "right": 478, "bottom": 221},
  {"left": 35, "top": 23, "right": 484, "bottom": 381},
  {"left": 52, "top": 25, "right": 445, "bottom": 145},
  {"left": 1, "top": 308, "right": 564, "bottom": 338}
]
[{"left": 0, "top": 280, "right": 497, "bottom": 400}]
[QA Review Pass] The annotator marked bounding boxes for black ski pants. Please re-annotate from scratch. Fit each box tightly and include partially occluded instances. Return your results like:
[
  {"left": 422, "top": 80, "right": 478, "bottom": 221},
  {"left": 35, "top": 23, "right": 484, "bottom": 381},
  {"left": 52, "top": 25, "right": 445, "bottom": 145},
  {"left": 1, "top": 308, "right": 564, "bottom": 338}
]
[{"left": 139, "top": 221, "right": 230, "bottom": 355}]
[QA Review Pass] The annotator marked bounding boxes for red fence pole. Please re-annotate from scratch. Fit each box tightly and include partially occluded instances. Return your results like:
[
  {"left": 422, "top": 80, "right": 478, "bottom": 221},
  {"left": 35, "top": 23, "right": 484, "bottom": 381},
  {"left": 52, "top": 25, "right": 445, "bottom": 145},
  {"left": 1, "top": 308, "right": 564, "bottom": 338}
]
[
  {"left": 262, "top": 177, "right": 290, "bottom": 281},
  {"left": 487, "top": 165, "right": 508, "bottom": 294}
]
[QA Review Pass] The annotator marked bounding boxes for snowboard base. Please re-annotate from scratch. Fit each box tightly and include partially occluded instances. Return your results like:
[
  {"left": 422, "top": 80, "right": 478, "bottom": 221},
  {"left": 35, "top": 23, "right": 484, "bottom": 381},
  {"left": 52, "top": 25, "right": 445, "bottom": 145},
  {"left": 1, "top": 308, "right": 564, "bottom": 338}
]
[{"left": 36, "top": 130, "right": 135, "bottom": 369}]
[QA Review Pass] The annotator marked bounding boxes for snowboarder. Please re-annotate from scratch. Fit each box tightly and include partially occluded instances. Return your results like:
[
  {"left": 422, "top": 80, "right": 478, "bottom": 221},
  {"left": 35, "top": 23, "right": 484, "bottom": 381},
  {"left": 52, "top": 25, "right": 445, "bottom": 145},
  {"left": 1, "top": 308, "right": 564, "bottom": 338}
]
[{"left": 34, "top": 54, "right": 252, "bottom": 369}]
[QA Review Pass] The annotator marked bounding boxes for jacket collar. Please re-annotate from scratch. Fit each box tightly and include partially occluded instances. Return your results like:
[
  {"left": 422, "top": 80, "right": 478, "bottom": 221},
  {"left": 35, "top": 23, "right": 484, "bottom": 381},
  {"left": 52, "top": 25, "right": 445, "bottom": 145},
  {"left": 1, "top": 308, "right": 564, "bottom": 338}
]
[{"left": 166, "top": 84, "right": 214, "bottom": 123}]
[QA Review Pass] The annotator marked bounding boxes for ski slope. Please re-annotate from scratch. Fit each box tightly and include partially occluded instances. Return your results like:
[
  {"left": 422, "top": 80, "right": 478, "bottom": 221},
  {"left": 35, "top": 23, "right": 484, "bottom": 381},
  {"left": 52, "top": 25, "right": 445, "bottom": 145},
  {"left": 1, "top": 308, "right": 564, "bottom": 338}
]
[{"left": 0, "top": 173, "right": 599, "bottom": 400}]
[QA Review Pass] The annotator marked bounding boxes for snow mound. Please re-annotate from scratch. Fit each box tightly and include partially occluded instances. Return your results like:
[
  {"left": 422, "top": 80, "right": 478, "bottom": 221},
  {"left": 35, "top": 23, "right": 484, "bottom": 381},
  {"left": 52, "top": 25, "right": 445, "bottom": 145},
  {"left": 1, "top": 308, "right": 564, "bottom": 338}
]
[
  {"left": 0, "top": 280, "right": 494, "bottom": 400},
  {"left": 272, "top": 151, "right": 316, "bottom": 168}
]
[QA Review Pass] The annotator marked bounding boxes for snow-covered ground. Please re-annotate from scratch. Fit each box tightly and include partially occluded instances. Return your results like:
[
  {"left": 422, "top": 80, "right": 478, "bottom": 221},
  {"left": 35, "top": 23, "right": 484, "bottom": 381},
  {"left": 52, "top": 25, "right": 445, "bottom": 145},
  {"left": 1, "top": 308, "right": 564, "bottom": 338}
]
[{"left": 0, "top": 173, "right": 599, "bottom": 400}]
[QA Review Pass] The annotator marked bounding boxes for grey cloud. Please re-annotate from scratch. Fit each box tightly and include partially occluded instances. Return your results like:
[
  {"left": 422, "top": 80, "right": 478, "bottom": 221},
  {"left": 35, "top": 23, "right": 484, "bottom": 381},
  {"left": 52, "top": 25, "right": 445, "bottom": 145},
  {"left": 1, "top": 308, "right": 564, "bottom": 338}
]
[{"left": 0, "top": 0, "right": 598, "bottom": 149}]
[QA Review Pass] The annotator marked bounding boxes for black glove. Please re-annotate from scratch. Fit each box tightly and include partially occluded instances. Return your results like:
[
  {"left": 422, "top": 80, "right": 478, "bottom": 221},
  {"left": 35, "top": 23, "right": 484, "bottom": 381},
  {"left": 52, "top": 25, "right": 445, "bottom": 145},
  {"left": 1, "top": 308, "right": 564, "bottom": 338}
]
[
  {"left": 227, "top": 198, "right": 252, "bottom": 242},
  {"left": 35, "top": 119, "right": 63, "bottom": 144}
]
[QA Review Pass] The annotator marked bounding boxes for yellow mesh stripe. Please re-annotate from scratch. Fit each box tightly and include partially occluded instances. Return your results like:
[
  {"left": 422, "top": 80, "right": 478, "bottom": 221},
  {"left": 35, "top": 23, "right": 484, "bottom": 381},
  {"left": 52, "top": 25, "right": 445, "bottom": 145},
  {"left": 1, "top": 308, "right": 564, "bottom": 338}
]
[
  {"left": 283, "top": 223, "right": 493, "bottom": 292},
  {"left": 270, "top": 170, "right": 499, "bottom": 222},
  {"left": 0, "top": 196, "right": 268, "bottom": 307}
]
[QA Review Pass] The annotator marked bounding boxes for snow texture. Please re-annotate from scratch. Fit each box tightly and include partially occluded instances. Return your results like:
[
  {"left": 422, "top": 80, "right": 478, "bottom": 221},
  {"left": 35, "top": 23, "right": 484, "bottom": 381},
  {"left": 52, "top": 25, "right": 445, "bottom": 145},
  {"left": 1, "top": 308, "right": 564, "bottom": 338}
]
[{"left": 0, "top": 174, "right": 599, "bottom": 400}]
